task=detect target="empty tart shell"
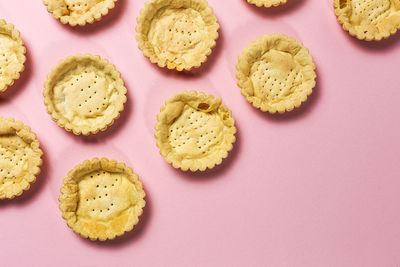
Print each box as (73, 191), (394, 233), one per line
(0, 118), (43, 200)
(236, 34), (316, 114)
(247, 0), (287, 8)
(0, 19), (26, 93)
(136, 0), (219, 71)
(59, 157), (146, 241)
(155, 91), (236, 172)
(334, 0), (400, 41)
(43, 54), (127, 136)
(43, 0), (118, 26)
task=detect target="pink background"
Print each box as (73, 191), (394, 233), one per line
(1, 0), (400, 266)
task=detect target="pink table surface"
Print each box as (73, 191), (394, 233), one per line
(1, 0), (400, 266)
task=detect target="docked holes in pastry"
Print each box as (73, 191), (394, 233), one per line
(136, 0), (219, 71)
(0, 19), (26, 93)
(43, 54), (127, 135)
(42, 0), (118, 26)
(0, 118), (43, 200)
(333, 0), (400, 40)
(155, 91), (236, 172)
(236, 34), (316, 114)
(59, 158), (146, 241)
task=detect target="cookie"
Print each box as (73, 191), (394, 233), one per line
(43, 54), (127, 135)
(155, 91), (236, 172)
(0, 20), (26, 93)
(334, 0), (400, 41)
(247, 0), (287, 8)
(136, 0), (219, 71)
(0, 118), (43, 200)
(43, 0), (118, 26)
(236, 34), (316, 114)
(59, 158), (146, 241)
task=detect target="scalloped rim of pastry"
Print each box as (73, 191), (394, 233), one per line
(0, 20), (26, 93)
(136, 0), (220, 71)
(42, 0), (118, 26)
(333, 0), (400, 41)
(236, 34), (316, 114)
(43, 54), (127, 136)
(59, 157), (146, 241)
(247, 0), (287, 8)
(155, 91), (236, 172)
(0, 118), (43, 200)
